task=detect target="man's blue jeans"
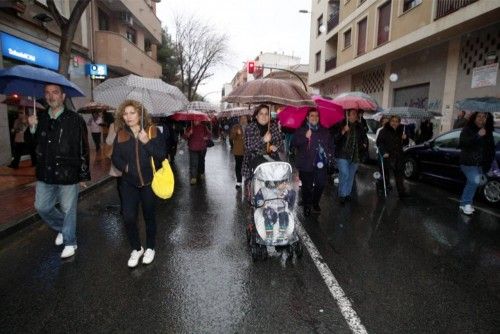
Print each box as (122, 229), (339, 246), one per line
(35, 181), (79, 246)
(460, 165), (483, 206)
(336, 158), (359, 198)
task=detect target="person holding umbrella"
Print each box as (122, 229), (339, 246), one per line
(292, 109), (333, 216)
(242, 104), (283, 188)
(332, 109), (368, 204)
(458, 112), (495, 215)
(27, 84), (90, 259)
(111, 100), (166, 267)
(182, 119), (212, 185)
(376, 115), (409, 198)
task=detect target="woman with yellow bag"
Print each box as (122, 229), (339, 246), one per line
(111, 100), (166, 268)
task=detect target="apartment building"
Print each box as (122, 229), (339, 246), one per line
(0, 0), (162, 164)
(308, 0), (500, 131)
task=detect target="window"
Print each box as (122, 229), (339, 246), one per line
(343, 29), (352, 48)
(434, 132), (459, 149)
(126, 28), (136, 44)
(317, 15), (324, 36)
(144, 39), (152, 53)
(403, 0), (422, 13)
(98, 8), (109, 31)
(315, 51), (321, 72)
(377, 1), (391, 46)
(357, 18), (367, 55)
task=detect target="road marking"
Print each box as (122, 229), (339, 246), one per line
(447, 197), (500, 218)
(295, 220), (368, 334)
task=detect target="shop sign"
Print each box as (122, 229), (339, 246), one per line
(471, 63), (498, 88)
(85, 63), (108, 79)
(0, 32), (59, 70)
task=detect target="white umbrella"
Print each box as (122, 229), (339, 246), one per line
(217, 106), (253, 118)
(93, 74), (188, 117)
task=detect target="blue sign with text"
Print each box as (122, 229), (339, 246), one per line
(85, 63), (108, 78)
(0, 32), (59, 70)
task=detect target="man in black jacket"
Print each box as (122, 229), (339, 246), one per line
(28, 84), (90, 259)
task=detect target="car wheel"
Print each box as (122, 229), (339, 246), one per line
(403, 157), (419, 179)
(482, 179), (500, 204)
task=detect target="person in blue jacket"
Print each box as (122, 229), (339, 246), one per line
(292, 109), (334, 216)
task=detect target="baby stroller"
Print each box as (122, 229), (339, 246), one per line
(246, 160), (303, 261)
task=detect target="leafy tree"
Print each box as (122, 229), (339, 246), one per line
(46, 0), (91, 77)
(157, 27), (180, 86)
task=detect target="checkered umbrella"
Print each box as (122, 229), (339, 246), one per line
(217, 107), (253, 118)
(455, 97), (500, 113)
(380, 107), (441, 119)
(93, 74), (188, 116)
(186, 101), (220, 113)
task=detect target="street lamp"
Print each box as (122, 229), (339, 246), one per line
(299, 9), (326, 33)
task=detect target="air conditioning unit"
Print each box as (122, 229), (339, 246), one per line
(120, 12), (134, 26)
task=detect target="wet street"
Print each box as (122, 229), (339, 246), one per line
(0, 141), (499, 333)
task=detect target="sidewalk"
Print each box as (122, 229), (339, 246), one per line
(0, 149), (111, 237)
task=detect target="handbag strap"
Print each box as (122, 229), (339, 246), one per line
(148, 126), (157, 174)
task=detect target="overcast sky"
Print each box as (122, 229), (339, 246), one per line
(156, 0), (312, 103)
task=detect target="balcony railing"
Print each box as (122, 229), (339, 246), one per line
(435, 0), (478, 20)
(327, 12), (339, 32)
(325, 56), (337, 72)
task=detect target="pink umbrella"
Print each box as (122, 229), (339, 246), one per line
(333, 93), (377, 110)
(277, 96), (344, 129)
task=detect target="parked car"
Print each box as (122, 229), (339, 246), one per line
(403, 128), (500, 205)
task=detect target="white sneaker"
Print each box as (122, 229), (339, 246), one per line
(459, 204), (474, 215)
(60, 245), (77, 258)
(55, 233), (63, 246)
(127, 247), (144, 268)
(142, 248), (155, 265)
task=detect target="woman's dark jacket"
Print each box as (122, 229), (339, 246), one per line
(292, 124), (333, 172)
(331, 120), (368, 162)
(242, 121), (283, 180)
(459, 124), (495, 171)
(112, 125), (166, 187)
(33, 108), (90, 184)
(376, 124), (409, 161)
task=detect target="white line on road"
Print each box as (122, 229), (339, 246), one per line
(295, 221), (368, 334)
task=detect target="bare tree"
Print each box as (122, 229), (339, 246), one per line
(47, 0), (91, 77)
(173, 15), (228, 101)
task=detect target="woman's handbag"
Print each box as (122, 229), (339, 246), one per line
(150, 157), (175, 199)
(149, 127), (175, 199)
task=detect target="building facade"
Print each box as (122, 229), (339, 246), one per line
(308, 0), (500, 132)
(0, 0), (162, 165)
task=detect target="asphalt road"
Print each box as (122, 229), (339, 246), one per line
(0, 141), (498, 333)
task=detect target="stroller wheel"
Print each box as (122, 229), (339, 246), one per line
(294, 241), (304, 258)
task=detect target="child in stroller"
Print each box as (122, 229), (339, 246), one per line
(246, 160), (303, 261)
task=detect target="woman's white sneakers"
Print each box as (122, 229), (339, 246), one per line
(142, 249), (155, 265)
(127, 248), (155, 267)
(61, 245), (77, 258)
(459, 204), (475, 215)
(127, 247), (144, 268)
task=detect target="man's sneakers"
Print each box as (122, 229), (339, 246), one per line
(142, 249), (155, 265)
(61, 245), (77, 259)
(459, 204), (475, 215)
(55, 233), (63, 246)
(127, 247), (144, 268)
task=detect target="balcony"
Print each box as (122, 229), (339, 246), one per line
(94, 31), (161, 78)
(327, 12), (339, 33)
(435, 0), (478, 20)
(325, 56), (337, 72)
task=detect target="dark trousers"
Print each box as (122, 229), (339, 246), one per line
(299, 169), (327, 207)
(10, 142), (36, 167)
(189, 149), (207, 178)
(379, 157), (405, 195)
(91, 132), (101, 151)
(234, 155), (243, 182)
(119, 180), (157, 250)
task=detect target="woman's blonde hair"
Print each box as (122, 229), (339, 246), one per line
(114, 99), (153, 130)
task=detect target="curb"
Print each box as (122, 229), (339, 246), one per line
(0, 176), (114, 239)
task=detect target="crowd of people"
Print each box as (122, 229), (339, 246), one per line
(19, 83), (495, 267)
